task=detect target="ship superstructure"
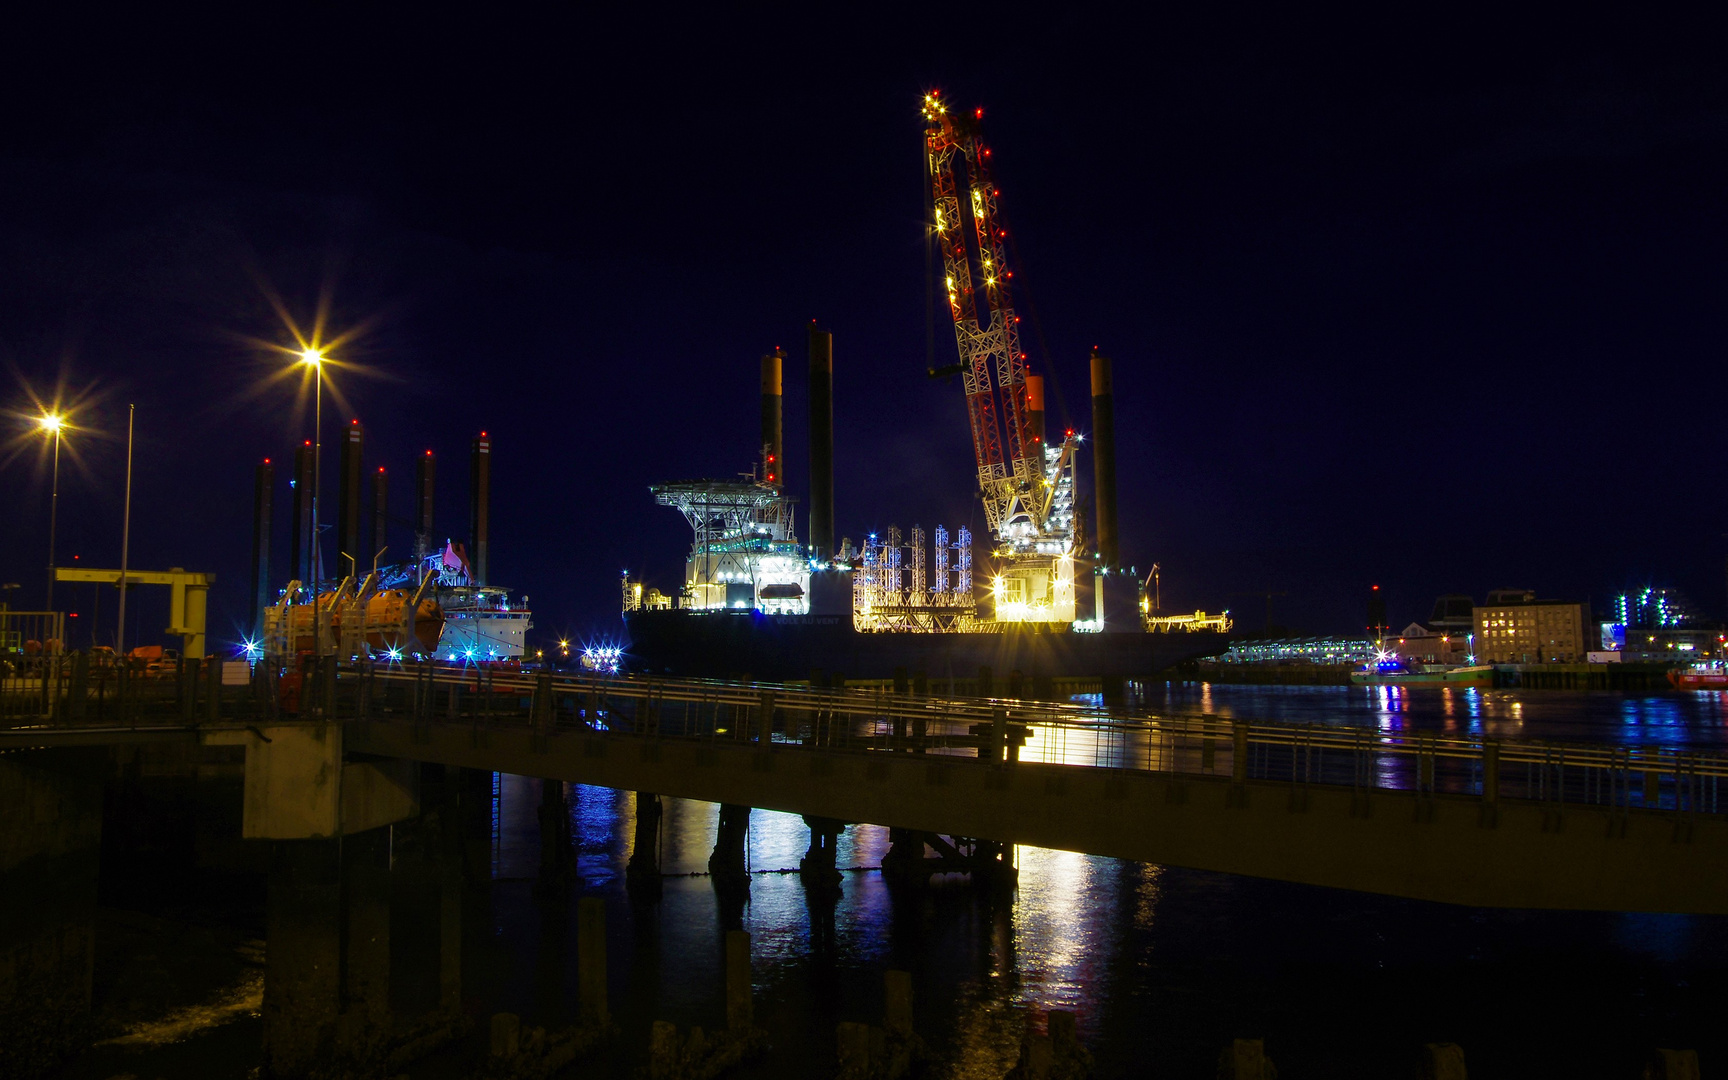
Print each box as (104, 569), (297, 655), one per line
(643, 479), (809, 615)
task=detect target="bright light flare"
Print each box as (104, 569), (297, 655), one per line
(300, 348), (324, 367)
(38, 413), (63, 433)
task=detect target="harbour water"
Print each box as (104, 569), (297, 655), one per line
(49, 684), (1728, 1078)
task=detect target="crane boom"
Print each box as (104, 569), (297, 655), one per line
(924, 91), (1043, 533)
(922, 90), (1079, 626)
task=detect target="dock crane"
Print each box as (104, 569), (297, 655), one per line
(922, 90), (1080, 624)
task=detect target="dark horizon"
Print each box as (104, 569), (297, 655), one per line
(2, 10), (1725, 652)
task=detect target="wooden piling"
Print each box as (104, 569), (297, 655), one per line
(578, 897), (608, 1027)
(725, 929), (752, 1031)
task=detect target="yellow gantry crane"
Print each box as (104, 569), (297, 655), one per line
(56, 567), (213, 657)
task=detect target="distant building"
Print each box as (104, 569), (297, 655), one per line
(1389, 622), (1470, 665)
(1473, 589), (1591, 664)
(1609, 587), (1721, 661)
(1220, 636), (1375, 665)
(1385, 594), (1476, 665)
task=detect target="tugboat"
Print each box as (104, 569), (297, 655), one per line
(1667, 663), (1728, 690)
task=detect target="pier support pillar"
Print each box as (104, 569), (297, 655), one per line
(577, 897), (609, 1028)
(709, 804), (751, 886)
(626, 792), (663, 898)
(882, 828), (927, 886)
(263, 838), (343, 1076)
(537, 779), (577, 891)
(800, 816), (845, 896)
(726, 930), (753, 1031)
(0, 751), (102, 1080)
(337, 826), (393, 1060)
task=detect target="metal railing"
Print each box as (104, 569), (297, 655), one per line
(342, 664), (1726, 818)
(7, 657), (1724, 818)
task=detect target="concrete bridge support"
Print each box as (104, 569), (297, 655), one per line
(262, 829), (401, 1077)
(262, 838), (343, 1075)
(537, 779), (577, 892)
(800, 815), (845, 896)
(338, 827), (393, 1058)
(709, 803), (751, 885)
(0, 750), (103, 1080)
(626, 791), (663, 898)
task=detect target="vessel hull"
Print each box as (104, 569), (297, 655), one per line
(1349, 666), (1495, 688)
(623, 609), (1228, 681)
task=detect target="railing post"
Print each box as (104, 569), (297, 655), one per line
(180, 657), (199, 723)
(990, 708), (1008, 765)
(1643, 762), (1660, 808)
(1482, 741), (1500, 804)
(1231, 721), (1248, 784)
(68, 650), (89, 723)
(206, 654), (222, 723)
(756, 689), (775, 747)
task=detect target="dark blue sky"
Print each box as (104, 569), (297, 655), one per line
(2, 9), (1725, 651)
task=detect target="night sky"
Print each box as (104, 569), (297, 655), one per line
(2, 10), (1724, 652)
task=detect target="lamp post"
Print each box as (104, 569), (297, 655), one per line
(301, 348), (325, 673)
(39, 413), (63, 613)
(117, 405), (133, 657)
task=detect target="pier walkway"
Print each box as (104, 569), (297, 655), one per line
(5, 657), (1728, 913)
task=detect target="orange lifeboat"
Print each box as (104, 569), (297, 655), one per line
(362, 589), (445, 654)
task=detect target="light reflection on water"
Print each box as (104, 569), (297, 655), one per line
(467, 681), (1728, 1076)
(1139, 681), (1728, 749)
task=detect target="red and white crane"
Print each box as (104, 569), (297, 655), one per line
(922, 90), (1078, 624)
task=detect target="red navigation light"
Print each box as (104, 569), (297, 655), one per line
(304, 440), (311, 446)
(263, 458), (271, 464)
(425, 449), (433, 456)
(378, 466), (386, 473)
(767, 454), (775, 462)
(975, 108), (982, 118)
(480, 431), (487, 438)
(1372, 584), (1380, 591)
(351, 418), (358, 425)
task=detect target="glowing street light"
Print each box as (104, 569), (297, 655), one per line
(38, 412), (64, 614)
(300, 347), (327, 687)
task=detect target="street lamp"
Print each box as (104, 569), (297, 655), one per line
(301, 348), (325, 671)
(38, 413), (63, 613)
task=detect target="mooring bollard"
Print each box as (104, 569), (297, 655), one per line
(649, 1020), (680, 1079)
(489, 1012), (520, 1058)
(1217, 1037), (1272, 1080)
(1420, 1041), (1466, 1080)
(1644, 1048), (1700, 1080)
(883, 969), (912, 1036)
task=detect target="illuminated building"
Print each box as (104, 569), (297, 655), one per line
(1472, 589), (1591, 664)
(1607, 587), (1720, 661)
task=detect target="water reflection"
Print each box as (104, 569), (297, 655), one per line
(1145, 681), (1728, 749)
(26, 748), (1728, 1080)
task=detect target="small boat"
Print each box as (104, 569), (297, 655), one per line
(1350, 655), (1496, 688)
(1667, 664), (1728, 690)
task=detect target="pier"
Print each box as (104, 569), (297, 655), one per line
(6, 657), (1728, 914)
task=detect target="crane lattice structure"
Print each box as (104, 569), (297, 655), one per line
(923, 90), (1079, 624)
